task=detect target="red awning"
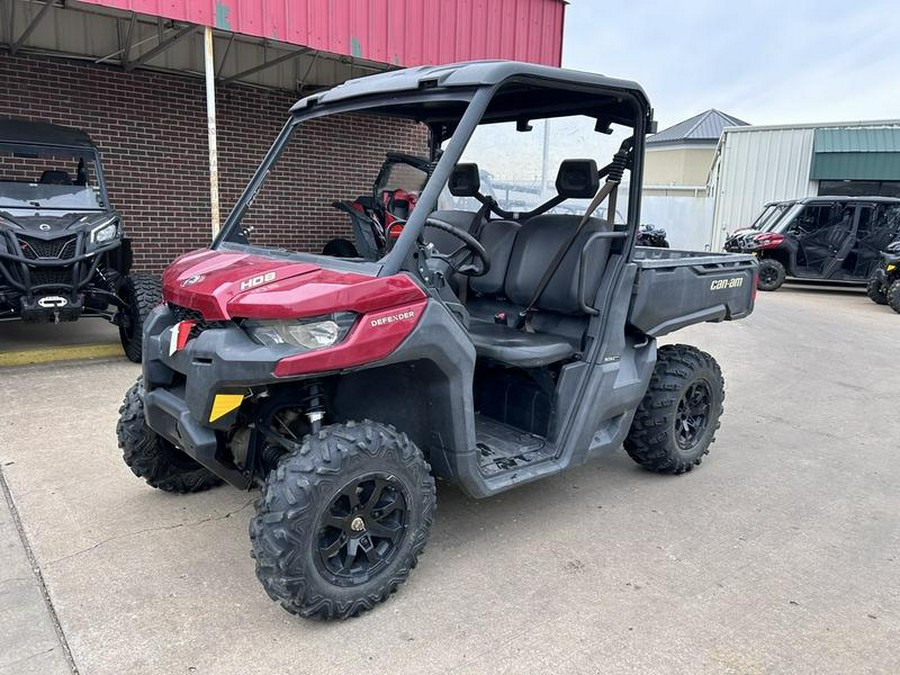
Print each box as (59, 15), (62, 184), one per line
(78, 0), (565, 67)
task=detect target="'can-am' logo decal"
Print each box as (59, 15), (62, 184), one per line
(710, 276), (744, 290)
(240, 271), (276, 291)
(370, 310), (416, 327)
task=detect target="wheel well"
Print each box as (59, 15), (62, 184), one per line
(759, 248), (789, 270)
(329, 360), (454, 479)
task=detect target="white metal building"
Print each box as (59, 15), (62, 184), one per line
(708, 119), (900, 251)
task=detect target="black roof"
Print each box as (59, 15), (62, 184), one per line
(0, 118), (97, 149)
(775, 196), (900, 205)
(290, 61), (651, 128)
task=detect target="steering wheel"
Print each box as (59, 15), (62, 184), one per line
(423, 217), (491, 277)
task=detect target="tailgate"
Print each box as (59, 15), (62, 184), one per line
(628, 248), (757, 337)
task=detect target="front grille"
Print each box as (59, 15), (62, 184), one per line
(168, 303), (229, 340)
(18, 235), (77, 260)
(30, 268), (73, 288)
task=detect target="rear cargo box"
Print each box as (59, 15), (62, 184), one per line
(628, 248), (757, 337)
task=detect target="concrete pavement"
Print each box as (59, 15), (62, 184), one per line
(0, 284), (897, 674)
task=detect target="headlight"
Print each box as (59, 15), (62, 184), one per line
(90, 218), (119, 244)
(243, 312), (357, 350)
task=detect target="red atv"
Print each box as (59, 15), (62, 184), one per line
(324, 152), (433, 259)
(117, 62), (757, 620)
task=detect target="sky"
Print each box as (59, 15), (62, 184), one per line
(561, 0), (900, 131)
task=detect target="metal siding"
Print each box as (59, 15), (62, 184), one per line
(710, 127), (817, 250)
(78, 0), (564, 66)
(810, 152), (900, 181)
(814, 127), (900, 153)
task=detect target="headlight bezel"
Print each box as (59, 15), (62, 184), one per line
(242, 312), (358, 351)
(90, 217), (119, 244)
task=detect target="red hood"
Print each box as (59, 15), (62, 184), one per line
(162, 249), (425, 321)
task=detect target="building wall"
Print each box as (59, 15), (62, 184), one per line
(0, 53), (428, 273)
(643, 144), (716, 188)
(709, 127), (817, 250)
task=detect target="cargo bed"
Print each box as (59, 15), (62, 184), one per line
(628, 247), (757, 337)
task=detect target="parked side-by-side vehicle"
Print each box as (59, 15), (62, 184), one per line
(725, 196), (900, 291)
(116, 61), (757, 620)
(0, 119), (161, 360)
(866, 235), (900, 313)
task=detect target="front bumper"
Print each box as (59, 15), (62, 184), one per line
(142, 306), (297, 487)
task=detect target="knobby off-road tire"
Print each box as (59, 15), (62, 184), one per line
(756, 258), (786, 292)
(322, 238), (359, 258)
(866, 275), (888, 305)
(250, 420), (435, 620)
(116, 378), (223, 493)
(624, 344), (725, 474)
(888, 280), (900, 314)
(119, 273), (162, 363)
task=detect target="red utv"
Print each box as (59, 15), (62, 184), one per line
(324, 152), (434, 259)
(116, 62), (757, 620)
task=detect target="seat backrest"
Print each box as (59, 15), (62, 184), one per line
(504, 215), (613, 315)
(469, 219), (520, 296)
(39, 170), (73, 185)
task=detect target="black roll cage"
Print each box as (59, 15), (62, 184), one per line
(213, 71), (652, 276)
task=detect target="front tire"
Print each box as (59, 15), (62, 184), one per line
(624, 344), (725, 474)
(866, 275), (888, 305)
(888, 280), (900, 314)
(250, 420), (435, 620)
(118, 273), (162, 362)
(116, 379), (223, 493)
(756, 258), (786, 291)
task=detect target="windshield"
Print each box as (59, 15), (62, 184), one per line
(218, 112), (431, 257)
(0, 145), (105, 212)
(750, 202), (793, 231)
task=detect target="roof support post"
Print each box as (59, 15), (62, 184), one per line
(204, 25), (221, 237)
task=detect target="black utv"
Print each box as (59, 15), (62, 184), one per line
(866, 236), (900, 313)
(724, 196), (900, 291)
(0, 119), (160, 360)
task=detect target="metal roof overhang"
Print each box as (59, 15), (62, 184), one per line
(1, 0), (396, 92)
(810, 127), (900, 181)
(1, 0), (565, 93)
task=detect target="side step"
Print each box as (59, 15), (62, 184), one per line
(475, 414), (555, 477)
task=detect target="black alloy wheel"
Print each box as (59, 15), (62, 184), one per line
(675, 380), (712, 450)
(315, 474), (409, 586)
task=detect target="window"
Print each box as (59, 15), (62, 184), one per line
(818, 180), (900, 198)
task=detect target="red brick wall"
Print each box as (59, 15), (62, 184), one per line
(0, 53), (428, 272)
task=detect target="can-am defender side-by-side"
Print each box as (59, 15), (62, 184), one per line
(866, 235), (900, 312)
(724, 196), (900, 292)
(0, 119), (161, 360)
(116, 62), (757, 620)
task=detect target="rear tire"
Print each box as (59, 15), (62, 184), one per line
(866, 275), (888, 305)
(624, 344), (725, 474)
(756, 258), (786, 291)
(116, 378), (223, 493)
(250, 420), (435, 620)
(322, 238), (359, 258)
(888, 280), (900, 314)
(118, 273), (162, 362)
